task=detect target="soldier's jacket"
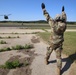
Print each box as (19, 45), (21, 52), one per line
(42, 9), (67, 46)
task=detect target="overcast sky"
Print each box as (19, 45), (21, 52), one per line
(0, 0), (76, 21)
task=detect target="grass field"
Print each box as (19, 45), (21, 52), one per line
(38, 32), (76, 63)
(0, 22), (76, 29)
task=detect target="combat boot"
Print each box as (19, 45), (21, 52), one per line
(45, 59), (49, 65)
(57, 67), (61, 75)
(45, 46), (50, 65)
(45, 57), (49, 65)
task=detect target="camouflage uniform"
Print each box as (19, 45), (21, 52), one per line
(41, 3), (67, 71)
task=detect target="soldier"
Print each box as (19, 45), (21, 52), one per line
(41, 3), (67, 75)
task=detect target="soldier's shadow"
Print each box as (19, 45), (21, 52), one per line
(49, 53), (76, 74)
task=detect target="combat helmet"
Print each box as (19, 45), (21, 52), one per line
(55, 6), (67, 22)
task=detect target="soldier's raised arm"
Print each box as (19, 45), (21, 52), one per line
(62, 6), (67, 22)
(41, 3), (53, 25)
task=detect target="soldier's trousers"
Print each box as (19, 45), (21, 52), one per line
(46, 44), (62, 69)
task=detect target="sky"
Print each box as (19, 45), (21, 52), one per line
(0, 0), (76, 21)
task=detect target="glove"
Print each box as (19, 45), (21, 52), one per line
(41, 3), (45, 9)
(62, 6), (64, 11)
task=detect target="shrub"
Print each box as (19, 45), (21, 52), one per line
(7, 36), (15, 38)
(5, 60), (20, 69)
(4, 47), (11, 51)
(0, 47), (11, 52)
(0, 44), (33, 52)
(24, 44), (33, 49)
(5, 61), (14, 69)
(0, 40), (7, 44)
(0, 49), (4, 52)
(11, 60), (20, 68)
(7, 36), (11, 38)
(12, 45), (24, 50)
(14, 33), (18, 34)
(17, 36), (20, 38)
(0, 36), (2, 38)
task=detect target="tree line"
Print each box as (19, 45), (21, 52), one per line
(0, 20), (76, 25)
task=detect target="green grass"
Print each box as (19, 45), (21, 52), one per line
(0, 44), (34, 52)
(0, 60), (20, 69)
(5, 60), (20, 69)
(0, 47), (11, 52)
(38, 32), (50, 43)
(38, 32), (76, 62)
(12, 45), (24, 50)
(12, 44), (33, 50)
(24, 44), (34, 49)
(63, 32), (76, 56)
(42, 28), (48, 32)
(0, 36), (20, 39)
(0, 60), (30, 69)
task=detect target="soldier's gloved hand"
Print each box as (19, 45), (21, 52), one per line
(62, 6), (64, 11)
(41, 3), (45, 9)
